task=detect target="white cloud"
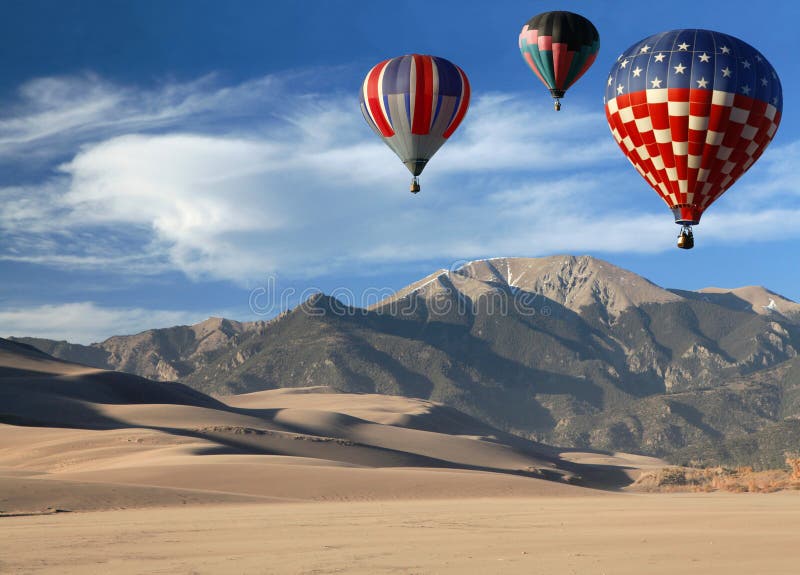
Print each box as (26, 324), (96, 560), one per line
(0, 302), (208, 345)
(0, 73), (288, 159)
(434, 93), (619, 172)
(700, 208), (800, 242)
(1, 72), (799, 284)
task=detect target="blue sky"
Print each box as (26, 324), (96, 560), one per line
(1, 0), (799, 343)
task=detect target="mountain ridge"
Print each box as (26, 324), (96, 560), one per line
(11, 255), (800, 468)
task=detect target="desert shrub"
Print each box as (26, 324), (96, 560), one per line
(633, 464), (797, 493)
(659, 467), (687, 486)
(785, 455), (800, 482)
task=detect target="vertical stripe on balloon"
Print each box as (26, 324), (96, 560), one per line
(443, 67), (470, 138)
(412, 55), (434, 135)
(366, 61), (394, 137)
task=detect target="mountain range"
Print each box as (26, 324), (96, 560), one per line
(14, 255), (800, 469)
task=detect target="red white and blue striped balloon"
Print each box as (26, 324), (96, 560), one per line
(360, 54), (470, 178)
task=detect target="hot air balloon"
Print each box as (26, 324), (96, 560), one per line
(605, 29), (782, 249)
(519, 11), (600, 111)
(359, 54), (470, 194)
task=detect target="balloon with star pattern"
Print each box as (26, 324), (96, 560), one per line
(604, 29), (782, 241)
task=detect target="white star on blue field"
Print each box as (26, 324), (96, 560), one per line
(1, 0), (799, 342)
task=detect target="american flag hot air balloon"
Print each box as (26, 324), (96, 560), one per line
(604, 29), (782, 249)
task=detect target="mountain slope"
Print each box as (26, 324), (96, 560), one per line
(696, 285), (800, 322)
(13, 255), (800, 468)
(13, 317), (270, 383)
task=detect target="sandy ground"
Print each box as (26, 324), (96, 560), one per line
(3, 338), (797, 573)
(2, 494), (799, 574)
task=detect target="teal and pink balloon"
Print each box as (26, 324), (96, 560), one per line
(519, 11), (600, 111)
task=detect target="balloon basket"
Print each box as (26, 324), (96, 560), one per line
(410, 177), (421, 194)
(677, 225), (694, 250)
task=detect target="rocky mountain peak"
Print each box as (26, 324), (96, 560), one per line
(296, 292), (351, 316)
(375, 255), (681, 317)
(191, 317), (244, 339)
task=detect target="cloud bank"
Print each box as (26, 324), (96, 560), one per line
(1, 71), (798, 287)
(0, 302), (205, 345)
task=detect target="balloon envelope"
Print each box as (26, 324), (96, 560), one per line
(604, 29), (782, 224)
(359, 54), (470, 177)
(519, 11), (600, 101)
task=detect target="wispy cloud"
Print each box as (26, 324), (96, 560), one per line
(0, 73), (290, 160)
(0, 72), (798, 285)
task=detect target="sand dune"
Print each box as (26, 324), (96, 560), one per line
(0, 338), (101, 377)
(0, 338), (649, 515)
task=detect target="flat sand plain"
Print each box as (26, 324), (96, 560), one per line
(2, 494), (799, 574)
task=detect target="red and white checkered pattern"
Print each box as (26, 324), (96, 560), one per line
(605, 89), (781, 223)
